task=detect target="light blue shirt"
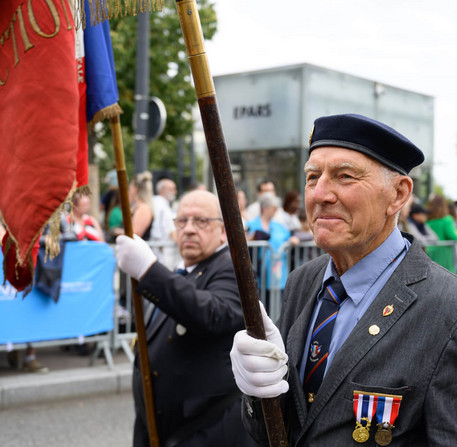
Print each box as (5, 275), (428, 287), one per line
(299, 227), (411, 382)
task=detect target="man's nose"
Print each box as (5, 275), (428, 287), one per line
(182, 218), (196, 231)
(311, 176), (337, 203)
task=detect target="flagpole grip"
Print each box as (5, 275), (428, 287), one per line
(110, 116), (160, 447)
(175, 2), (289, 446)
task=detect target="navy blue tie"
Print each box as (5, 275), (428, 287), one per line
(175, 268), (188, 276)
(303, 277), (347, 404)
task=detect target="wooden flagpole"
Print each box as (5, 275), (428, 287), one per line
(109, 115), (160, 447)
(175, 1), (289, 445)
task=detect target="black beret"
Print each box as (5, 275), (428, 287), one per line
(308, 114), (424, 174)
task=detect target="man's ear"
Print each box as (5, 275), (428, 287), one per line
(387, 176), (413, 217)
(220, 224), (227, 244)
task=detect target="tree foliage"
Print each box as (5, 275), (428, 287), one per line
(96, 1), (217, 187)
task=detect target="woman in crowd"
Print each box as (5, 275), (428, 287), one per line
(69, 193), (104, 242)
(275, 189), (302, 233)
(426, 194), (457, 272)
(247, 193), (299, 311)
(129, 171), (155, 240)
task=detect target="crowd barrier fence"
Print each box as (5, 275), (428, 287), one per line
(1, 238), (456, 369)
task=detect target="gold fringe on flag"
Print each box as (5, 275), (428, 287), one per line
(1, 180), (78, 297)
(42, 181), (79, 262)
(89, 103), (123, 130)
(75, 0), (164, 27)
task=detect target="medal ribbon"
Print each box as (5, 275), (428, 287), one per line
(353, 391), (378, 425)
(375, 394), (402, 425)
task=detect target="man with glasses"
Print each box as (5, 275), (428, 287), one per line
(116, 190), (255, 447)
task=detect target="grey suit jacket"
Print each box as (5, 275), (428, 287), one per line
(243, 235), (457, 446)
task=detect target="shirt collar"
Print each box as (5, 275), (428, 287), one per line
(322, 227), (407, 306)
(176, 243), (228, 273)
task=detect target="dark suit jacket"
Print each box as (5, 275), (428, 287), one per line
(133, 246), (256, 447)
(242, 235), (457, 446)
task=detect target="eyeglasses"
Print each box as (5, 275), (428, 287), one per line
(173, 216), (223, 230)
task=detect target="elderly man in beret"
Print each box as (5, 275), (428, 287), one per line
(230, 114), (457, 446)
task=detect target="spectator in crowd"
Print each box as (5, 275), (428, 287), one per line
(105, 189), (123, 243)
(247, 193), (299, 311)
(69, 192), (104, 242)
(230, 113), (457, 446)
(275, 190), (302, 233)
(294, 208), (314, 242)
(115, 190), (255, 446)
(129, 171), (155, 241)
(244, 179), (276, 221)
(426, 194), (457, 272)
(406, 203), (438, 246)
(188, 181), (207, 191)
(289, 208), (319, 268)
(151, 178), (179, 269)
(100, 168), (118, 217)
(448, 200), (457, 227)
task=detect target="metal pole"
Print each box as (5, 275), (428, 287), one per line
(110, 115), (160, 447)
(134, 10), (150, 174)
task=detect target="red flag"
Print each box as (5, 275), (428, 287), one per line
(75, 21), (89, 189)
(0, 0), (79, 290)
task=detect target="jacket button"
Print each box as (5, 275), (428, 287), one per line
(152, 371), (159, 377)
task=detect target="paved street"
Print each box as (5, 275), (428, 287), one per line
(0, 392), (135, 447)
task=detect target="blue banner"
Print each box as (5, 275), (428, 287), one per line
(83, 0), (119, 123)
(0, 241), (116, 344)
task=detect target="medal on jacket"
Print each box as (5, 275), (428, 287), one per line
(374, 394), (402, 446)
(352, 391), (377, 443)
(352, 391), (402, 445)
(353, 417), (371, 443)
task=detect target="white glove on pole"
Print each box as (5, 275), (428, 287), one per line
(115, 234), (157, 280)
(230, 301), (289, 398)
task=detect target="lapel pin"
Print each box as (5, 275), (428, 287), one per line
(383, 305), (394, 317)
(369, 325), (380, 336)
(176, 324), (187, 336)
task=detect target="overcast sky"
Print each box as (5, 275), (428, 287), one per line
(204, 0), (457, 199)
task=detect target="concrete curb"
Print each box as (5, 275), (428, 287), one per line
(0, 363), (132, 410)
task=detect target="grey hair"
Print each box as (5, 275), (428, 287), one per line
(259, 192), (282, 210)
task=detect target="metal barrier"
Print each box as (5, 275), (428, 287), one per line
(8, 237), (451, 372)
(119, 240), (324, 340)
(78, 239), (457, 366)
(422, 240), (457, 273)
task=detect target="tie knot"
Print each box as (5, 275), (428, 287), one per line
(175, 268), (188, 276)
(323, 278), (347, 305)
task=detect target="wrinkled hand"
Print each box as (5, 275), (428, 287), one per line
(115, 234), (157, 280)
(230, 301), (289, 398)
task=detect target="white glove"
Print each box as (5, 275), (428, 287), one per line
(115, 234), (157, 280)
(230, 301), (289, 398)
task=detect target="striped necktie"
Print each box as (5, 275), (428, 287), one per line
(303, 277), (348, 404)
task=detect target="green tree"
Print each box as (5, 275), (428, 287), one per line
(97, 1), (217, 189)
